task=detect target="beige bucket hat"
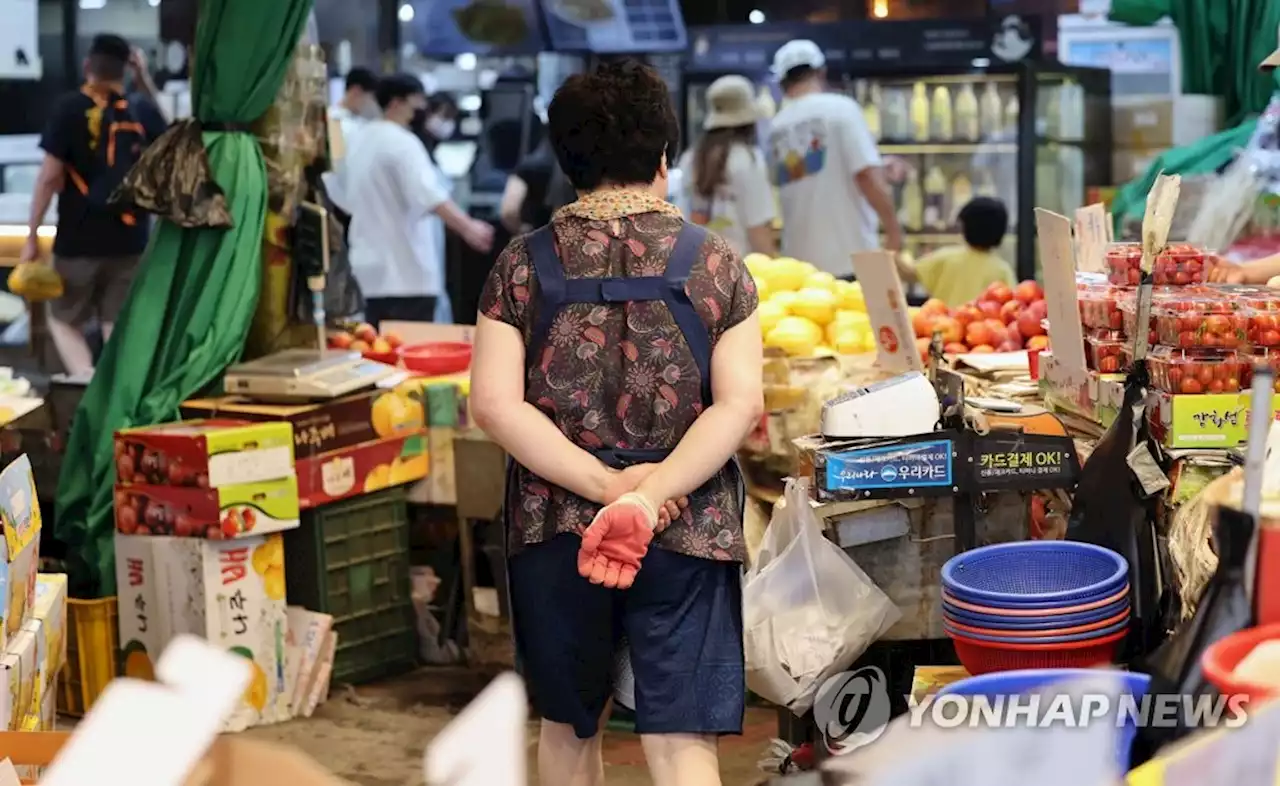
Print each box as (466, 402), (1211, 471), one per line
(704, 75), (760, 130)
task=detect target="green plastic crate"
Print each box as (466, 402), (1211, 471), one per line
(284, 488), (418, 684)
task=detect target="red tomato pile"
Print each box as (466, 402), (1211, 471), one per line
(1153, 299), (1250, 350)
(912, 281), (1049, 361)
(1105, 243), (1213, 286)
(1086, 332), (1127, 374)
(1146, 347), (1246, 395)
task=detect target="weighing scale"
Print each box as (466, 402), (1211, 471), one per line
(223, 349), (401, 401)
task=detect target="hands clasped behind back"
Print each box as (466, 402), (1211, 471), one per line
(577, 463), (688, 590)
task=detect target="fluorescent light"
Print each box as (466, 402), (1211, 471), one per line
(78, 0), (106, 9)
(459, 94), (482, 112)
(971, 58), (991, 68)
(455, 53), (477, 71)
(398, 3), (414, 22)
(748, 9), (765, 23)
(148, 0), (160, 6)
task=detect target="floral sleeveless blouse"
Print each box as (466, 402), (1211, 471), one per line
(479, 189), (758, 562)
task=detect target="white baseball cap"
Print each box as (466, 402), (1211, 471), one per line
(1263, 24), (1280, 71)
(772, 39), (826, 79)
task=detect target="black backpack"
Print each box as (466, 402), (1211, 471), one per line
(69, 88), (148, 225)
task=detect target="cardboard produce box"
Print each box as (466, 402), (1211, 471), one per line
(0, 629), (35, 730)
(114, 533), (290, 732)
(294, 432), (428, 509)
(20, 574), (65, 713)
(113, 475), (301, 539)
(0, 457), (40, 653)
(182, 382), (426, 459)
(1112, 94), (1224, 148)
(115, 420), (294, 488)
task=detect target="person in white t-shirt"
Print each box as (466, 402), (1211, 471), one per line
(677, 75), (777, 257)
(767, 40), (903, 277)
(329, 67), (380, 147)
(328, 74), (493, 328)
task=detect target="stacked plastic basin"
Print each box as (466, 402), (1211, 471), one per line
(942, 541), (1131, 675)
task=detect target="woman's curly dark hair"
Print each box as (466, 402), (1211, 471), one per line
(547, 59), (679, 191)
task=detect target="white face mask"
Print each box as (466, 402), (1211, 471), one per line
(426, 116), (456, 140)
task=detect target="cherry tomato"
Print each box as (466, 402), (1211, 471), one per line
(1209, 380), (1225, 393)
(1181, 377), (1204, 394)
(1178, 331), (1198, 348)
(1262, 330), (1280, 347)
(1198, 365), (1216, 387)
(1226, 377), (1241, 393)
(1174, 271), (1192, 285)
(1205, 315), (1231, 335)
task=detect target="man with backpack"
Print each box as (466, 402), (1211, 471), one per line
(21, 34), (168, 376)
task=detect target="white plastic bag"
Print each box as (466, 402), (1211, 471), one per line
(743, 477), (901, 715)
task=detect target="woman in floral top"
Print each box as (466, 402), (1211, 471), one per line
(471, 61), (764, 786)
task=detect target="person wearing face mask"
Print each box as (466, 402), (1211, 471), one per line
(408, 92), (462, 323)
(329, 74), (493, 328)
(417, 93), (459, 155)
(330, 67), (380, 147)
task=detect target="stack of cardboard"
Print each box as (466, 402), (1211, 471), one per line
(112, 421), (306, 732)
(284, 607), (335, 720)
(1111, 95), (1223, 184)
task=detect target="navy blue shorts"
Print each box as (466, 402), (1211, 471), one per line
(509, 533), (745, 739)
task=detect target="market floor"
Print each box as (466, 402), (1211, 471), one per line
(243, 666), (777, 786)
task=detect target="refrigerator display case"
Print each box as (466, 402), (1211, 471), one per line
(682, 61), (1110, 280)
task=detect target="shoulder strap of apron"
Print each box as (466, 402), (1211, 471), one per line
(662, 224), (713, 408)
(525, 225), (566, 373)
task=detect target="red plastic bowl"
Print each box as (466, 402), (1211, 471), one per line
(949, 629), (1127, 676)
(1201, 623), (1280, 706)
(362, 350), (400, 365)
(401, 341), (472, 376)
(944, 608), (1130, 640)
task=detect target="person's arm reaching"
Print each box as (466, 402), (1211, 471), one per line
(633, 312), (764, 507)
(746, 224), (776, 256)
(1210, 254), (1280, 285)
(835, 101), (903, 254)
(21, 155), (63, 263)
(857, 165), (903, 253)
(498, 174), (529, 234)
(396, 140), (493, 251)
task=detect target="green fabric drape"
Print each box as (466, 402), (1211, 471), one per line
(1107, 0), (1280, 230)
(54, 0), (315, 598)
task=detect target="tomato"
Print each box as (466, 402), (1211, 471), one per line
(1197, 365), (1216, 386)
(1226, 376), (1241, 392)
(1128, 268), (1142, 285)
(1109, 310), (1124, 330)
(1181, 377), (1204, 394)
(1205, 315), (1230, 334)
(1262, 330), (1280, 347)
(1177, 331), (1197, 348)
(1185, 259), (1203, 276)
(1173, 271), (1192, 285)
(1099, 356), (1121, 373)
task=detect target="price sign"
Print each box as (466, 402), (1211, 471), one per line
(972, 433), (1079, 490)
(852, 250), (922, 374)
(825, 440), (953, 493)
(1074, 204), (1109, 273)
(0, 0), (38, 80)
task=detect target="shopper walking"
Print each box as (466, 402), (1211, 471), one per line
(471, 60), (763, 786)
(678, 75), (777, 257)
(768, 39), (903, 277)
(410, 92), (462, 323)
(21, 34), (168, 376)
(330, 74), (492, 328)
(329, 67), (379, 148)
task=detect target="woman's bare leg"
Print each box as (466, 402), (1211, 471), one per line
(536, 700), (613, 786)
(641, 733), (721, 786)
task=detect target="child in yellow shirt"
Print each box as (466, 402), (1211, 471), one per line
(896, 197), (1016, 307)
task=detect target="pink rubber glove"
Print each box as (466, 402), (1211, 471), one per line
(577, 493), (658, 589)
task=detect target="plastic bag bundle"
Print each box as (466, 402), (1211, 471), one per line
(743, 478), (900, 715)
(7, 263), (62, 303)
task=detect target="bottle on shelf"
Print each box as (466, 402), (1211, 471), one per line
(931, 85), (953, 142)
(923, 166), (948, 231)
(949, 172), (973, 227)
(1004, 92), (1020, 137)
(955, 83), (980, 142)
(863, 83), (882, 142)
(911, 82), (930, 142)
(900, 170), (924, 232)
(979, 82), (1003, 140)
(975, 168), (998, 199)
(883, 87), (910, 141)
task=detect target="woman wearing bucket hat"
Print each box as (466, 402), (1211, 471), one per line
(677, 75), (777, 257)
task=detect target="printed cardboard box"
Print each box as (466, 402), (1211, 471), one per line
(1149, 391), (1280, 449)
(115, 420), (295, 488)
(294, 433), (428, 509)
(22, 573), (67, 707)
(0, 456), (41, 652)
(285, 607), (333, 717)
(181, 381), (426, 458)
(114, 474), (300, 539)
(114, 534), (165, 681)
(0, 629), (35, 729)
(154, 534), (290, 732)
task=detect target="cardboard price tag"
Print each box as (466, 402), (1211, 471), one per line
(852, 251), (922, 374)
(425, 672), (527, 786)
(1073, 204), (1109, 273)
(1035, 209), (1087, 378)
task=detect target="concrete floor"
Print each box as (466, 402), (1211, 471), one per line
(243, 666), (778, 785)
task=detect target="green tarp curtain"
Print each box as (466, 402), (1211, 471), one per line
(1108, 0), (1280, 228)
(55, 0), (315, 598)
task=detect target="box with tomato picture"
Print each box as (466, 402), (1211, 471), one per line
(0, 456), (41, 655)
(181, 382), (426, 460)
(114, 475), (300, 539)
(295, 432), (428, 509)
(115, 532), (291, 732)
(115, 420), (295, 489)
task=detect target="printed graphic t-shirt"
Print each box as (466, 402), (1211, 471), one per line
(677, 145), (777, 257)
(768, 92), (882, 276)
